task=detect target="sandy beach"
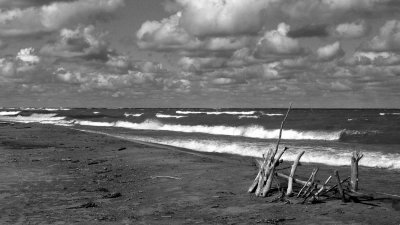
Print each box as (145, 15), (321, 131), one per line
(0, 122), (399, 225)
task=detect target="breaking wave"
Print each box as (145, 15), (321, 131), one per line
(238, 115), (259, 119)
(0, 111), (21, 116)
(380, 112), (400, 116)
(155, 113), (187, 119)
(80, 130), (400, 170)
(74, 119), (341, 141)
(0, 113), (71, 126)
(176, 110), (256, 115)
(263, 113), (284, 117)
(124, 113), (143, 117)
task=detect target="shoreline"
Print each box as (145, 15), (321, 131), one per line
(0, 122), (399, 224)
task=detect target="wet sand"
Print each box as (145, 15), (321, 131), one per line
(0, 122), (399, 224)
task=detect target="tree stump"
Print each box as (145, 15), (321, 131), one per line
(350, 151), (363, 192)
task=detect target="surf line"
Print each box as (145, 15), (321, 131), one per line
(73, 128), (241, 163)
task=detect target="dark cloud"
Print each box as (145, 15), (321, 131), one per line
(287, 24), (329, 38)
(0, 0), (75, 9)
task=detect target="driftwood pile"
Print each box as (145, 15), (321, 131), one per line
(248, 105), (372, 204)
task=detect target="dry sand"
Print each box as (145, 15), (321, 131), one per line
(0, 122), (399, 224)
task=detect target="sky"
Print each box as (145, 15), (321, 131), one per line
(0, 0), (400, 108)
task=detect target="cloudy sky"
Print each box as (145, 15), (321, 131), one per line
(0, 0), (400, 108)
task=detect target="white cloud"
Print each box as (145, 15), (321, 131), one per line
(137, 12), (249, 54)
(0, 0), (124, 36)
(16, 47), (41, 63)
(178, 57), (225, 71)
(335, 20), (368, 39)
(346, 51), (400, 65)
(363, 20), (400, 52)
(254, 23), (305, 57)
(137, 12), (200, 51)
(316, 41), (344, 61)
(40, 25), (111, 60)
(0, 58), (16, 77)
(176, 0), (272, 37)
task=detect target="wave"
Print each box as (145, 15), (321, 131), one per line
(176, 110), (256, 115)
(124, 113), (143, 117)
(93, 112), (100, 114)
(380, 112), (400, 116)
(0, 111), (21, 116)
(79, 130), (400, 170)
(155, 113), (187, 119)
(43, 108), (70, 111)
(238, 115), (259, 119)
(263, 113), (284, 117)
(75, 119), (341, 141)
(0, 113), (72, 126)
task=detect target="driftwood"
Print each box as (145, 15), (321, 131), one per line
(261, 147), (289, 196)
(286, 151), (305, 196)
(247, 104), (371, 204)
(314, 176), (332, 198)
(249, 104), (292, 197)
(297, 168), (318, 197)
(334, 170), (347, 202)
(350, 151), (363, 192)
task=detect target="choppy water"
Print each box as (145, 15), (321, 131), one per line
(1, 107), (400, 169)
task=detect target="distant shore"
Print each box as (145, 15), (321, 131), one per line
(0, 122), (399, 224)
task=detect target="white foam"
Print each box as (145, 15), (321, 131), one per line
(0, 113), (71, 126)
(176, 110), (256, 115)
(263, 113), (284, 117)
(74, 120), (115, 127)
(176, 110), (204, 114)
(380, 112), (400, 116)
(155, 113), (187, 119)
(76, 119), (341, 141)
(93, 112), (100, 114)
(238, 115), (259, 119)
(0, 111), (21, 116)
(124, 113), (143, 117)
(83, 131), (400, 170)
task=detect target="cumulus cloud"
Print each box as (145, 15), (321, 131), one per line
(178, 57), (226, 72)
(137, 12), (250, 54)
(40, 25), (111, 60)
(254, 23), (305, 58)
(16, 48), (41, 63)
(137, 12), (200, 51)
(346, 51), (400, 66)
(176, 0), (271, 37)
(363, 20), (400, 52)
(0, 0), (124, 36)
(316, 41), (345, 61)
(334, 20), (368, 39)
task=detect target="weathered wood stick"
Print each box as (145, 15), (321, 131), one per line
(302, 183), (318, 203)
(302, 168), (319, 197)
(260, 147), (289, 196)
(350, 151), (363, 192)
(272, 103), (292, 157)
(286, 151), (305, 196)
(334, 170), (347, 202)
(298, 168), (318, 197)
(314, 175), (332, 198)
(248, 149), (273, 193)
(255, 150), (274, 195)
(322, 176), (350, 196)
(276, 172), (334, 190)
